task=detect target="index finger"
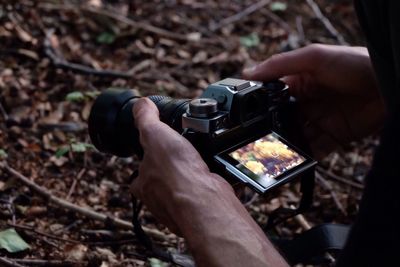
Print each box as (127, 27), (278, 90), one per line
(242, 44), (325, 81)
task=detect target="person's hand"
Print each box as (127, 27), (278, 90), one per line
(130, 98), (233, 234)
(130, 98), (289, 267)
(243, 44), (385, 159)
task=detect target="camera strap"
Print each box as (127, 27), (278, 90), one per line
(130, 172), (195, 267)
(271, 224), (350, 265)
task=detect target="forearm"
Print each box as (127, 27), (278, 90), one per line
(172, 173), (289, 267)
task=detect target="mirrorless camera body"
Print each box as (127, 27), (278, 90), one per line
(88, 78), (316, 194)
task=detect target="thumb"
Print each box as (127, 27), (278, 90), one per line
(132, 97), (160, 130)
(242, 45), (321, 81)
(132, 98), (163, 149)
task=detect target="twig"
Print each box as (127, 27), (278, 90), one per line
(211, 0), (271, 31)
(10, 259), (84, 267)
(260, 8), (292, 33)
(80, 229), (134, 240)
(290, 205), (336, 264)
(81, 5), (202, 43)
(163, 73), (190, 95)
(0, 49), (39, 61)
(289, 205), (311, 231)
(316, 166), (364, 190)
(0, 162), (171, 241)
(44, 30), (132, 79)
(244, 193), (259, 207)
(0, 257), (27, 267)
(315, 172), (347, 216)
(66, 168), (85, 200)
(305, 0), (348, 45)
(8, 223), (81, 245)
(9, 222), (137, 247)
(39, 3), (209, 43)
(0, 100), (9, 121)
(296, 16), (306, 44)
(7, 13), (36, 44)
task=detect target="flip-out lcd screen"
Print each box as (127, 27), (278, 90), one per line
(229, 133), (306, 184)
(215, 131), (316, 193)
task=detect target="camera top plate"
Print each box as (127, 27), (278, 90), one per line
(218, 78), (252, 91)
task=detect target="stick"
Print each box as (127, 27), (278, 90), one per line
(10, 259), (84, 267)
(289, 205), (311, 230)
(44, 30), (132, 79)
(0, 257), (27, 267)
(260, 8), (292, 33)
(39, 3), (207, 43)
(296, 16), (306, 44)
(66, 168), (85, 200)
(83, 6), (194, 42)
(306, 0), (349, 45)
(0, 100), (9, 120)
(316, 166), (364, 190)
(10, 223), (137, 248)
(8, 223), (81, 245)
(244, 193), (259, 207)
(315, 172), (347, 216)
(211, 0), (271, 31)
(289, 205), (336, 264)
(0, 162), (170, 241)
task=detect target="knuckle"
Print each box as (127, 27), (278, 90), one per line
(306, 43), (327, 60)
(268, 53), (284, 65)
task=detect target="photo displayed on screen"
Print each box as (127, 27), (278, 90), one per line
(230, 133), (305, 183)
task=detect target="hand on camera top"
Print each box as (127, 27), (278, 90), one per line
(243, 44), (385, 159)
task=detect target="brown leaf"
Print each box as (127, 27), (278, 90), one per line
(64, 244), (88, 261)
(25, 206), (47, 217)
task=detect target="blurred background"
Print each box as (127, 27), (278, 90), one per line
(0, 1), (376, 266)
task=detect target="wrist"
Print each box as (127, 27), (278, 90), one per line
(167, 172), (235, 232)
(168, 173), (288, 267)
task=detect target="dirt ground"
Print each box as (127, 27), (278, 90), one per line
(0, 0), (376, 266)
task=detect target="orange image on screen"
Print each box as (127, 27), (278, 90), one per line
(230, 133), (305, 182)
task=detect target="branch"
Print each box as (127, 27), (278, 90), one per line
(39, 3), (208, 43)
(290, 205), (336, 263)
(8, 223), (80, 245)
(0, 162), (171, 241)
(0, 100), (9, 121)
(211, 0), (271, 31)
(0, 257), (27, 267)
(44, 30), (132, 79)
(81, 6), (197, 42)
(306, 0), (349, 45)
(316, 166), (364, 190)
(9, 222), (137, 248)
(315, 171), (347, 215)
(9, 259), (83, 267)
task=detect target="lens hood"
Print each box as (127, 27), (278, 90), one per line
(88, 89), (141, 157)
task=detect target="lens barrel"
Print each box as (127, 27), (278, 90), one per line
(88, 89), (189, 157)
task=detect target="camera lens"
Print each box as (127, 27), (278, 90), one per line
(88, 89), (190, 157)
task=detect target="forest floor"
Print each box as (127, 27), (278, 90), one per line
(0, 0), (377, 266)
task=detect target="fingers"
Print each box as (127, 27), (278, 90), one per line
(242, 44), (326, 81)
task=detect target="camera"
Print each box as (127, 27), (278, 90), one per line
(88, 78), (316, 194)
